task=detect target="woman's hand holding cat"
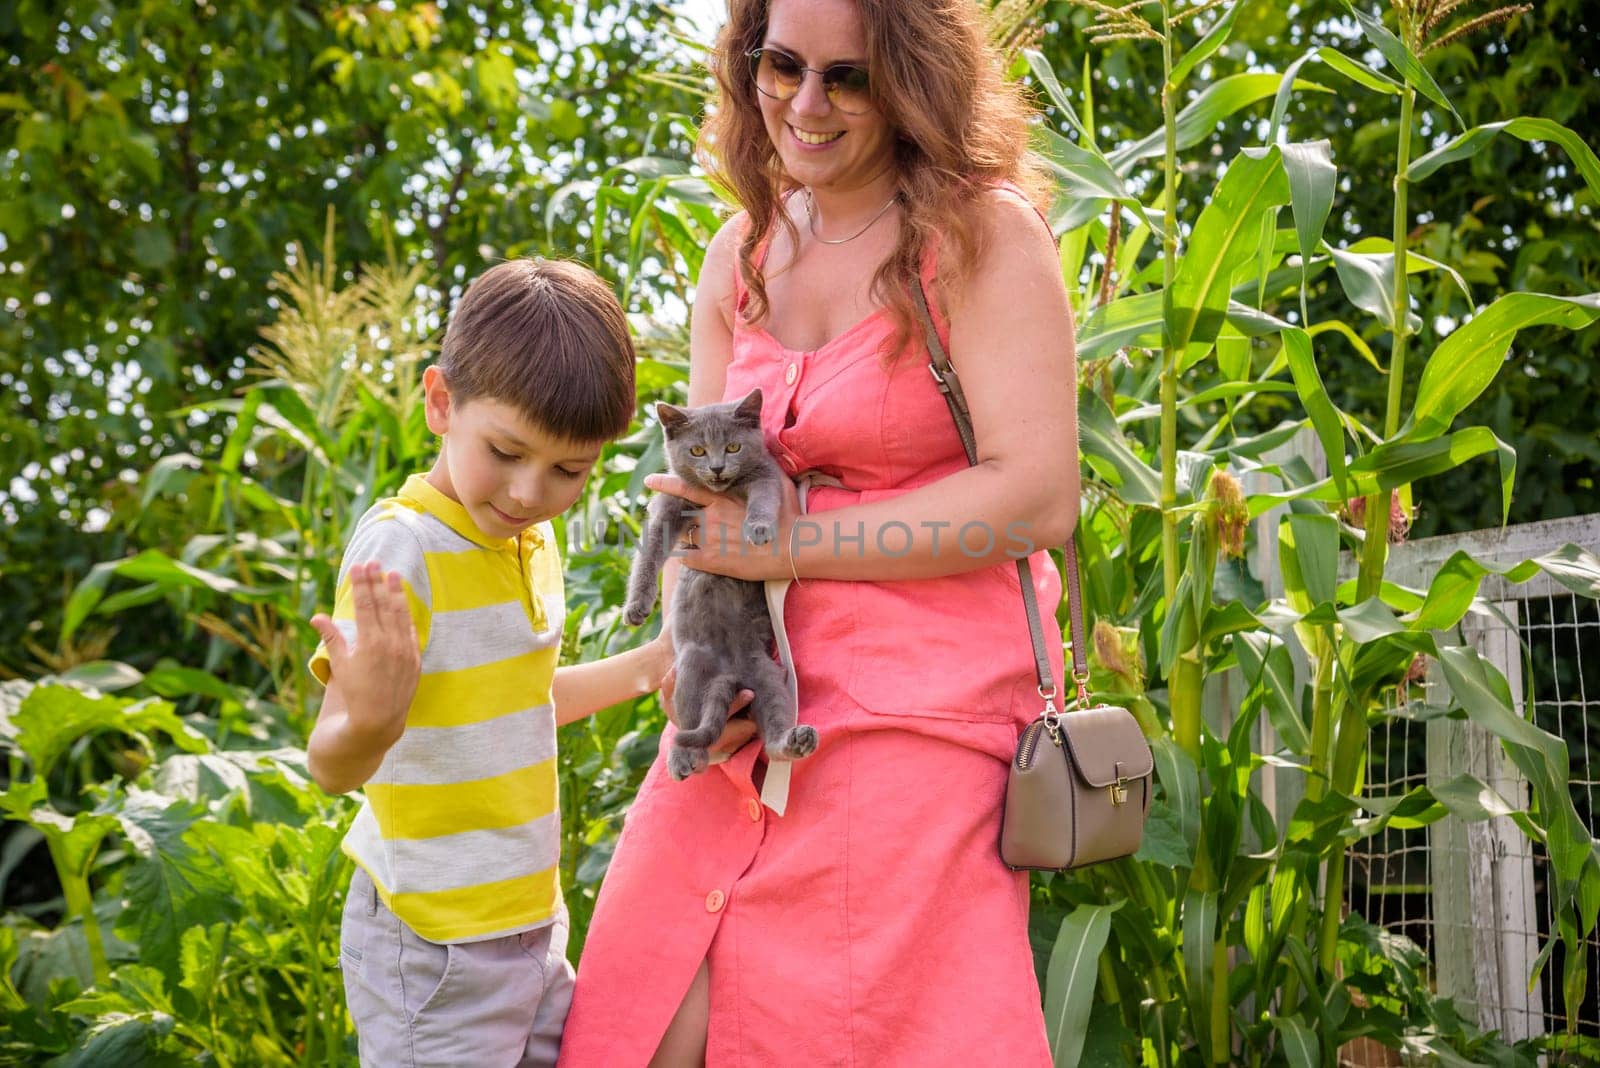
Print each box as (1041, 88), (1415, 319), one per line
(643, 472), (800, 582)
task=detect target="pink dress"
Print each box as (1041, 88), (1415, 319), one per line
(559, 201), (1066, 1067)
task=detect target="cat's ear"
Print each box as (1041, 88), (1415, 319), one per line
(733, 389), (764, 427)
(656, 403), (690, 435)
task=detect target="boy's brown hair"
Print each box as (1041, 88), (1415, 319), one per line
(437, 258), (636, 442)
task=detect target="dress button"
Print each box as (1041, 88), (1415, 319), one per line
(746, 798), (762, 822)
(705, 889), (726, 913)
(784, 362), (798, 385)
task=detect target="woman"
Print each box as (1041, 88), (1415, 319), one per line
(559, 0), (1079, 1063)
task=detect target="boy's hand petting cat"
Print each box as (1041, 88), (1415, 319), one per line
(643, 473), (799, 581)
(660, 668), (759, 755)
(310, 562), (420, 747)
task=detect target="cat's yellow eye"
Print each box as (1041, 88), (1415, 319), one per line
(690, 446), (707, 457)
(725, 443), (742, 453)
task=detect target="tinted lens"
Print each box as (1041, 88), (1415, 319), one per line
(822, 64), (871, 113)
(753, 49), (805, 98)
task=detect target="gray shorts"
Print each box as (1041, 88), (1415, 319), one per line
(340, 866), (575, 1067)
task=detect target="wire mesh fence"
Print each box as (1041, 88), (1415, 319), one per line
(1344, 517), (1600, 1062)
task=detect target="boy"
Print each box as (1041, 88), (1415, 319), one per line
(306, 258), (672, 1067)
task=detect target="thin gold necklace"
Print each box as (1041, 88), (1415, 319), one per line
(804, 188), (900, 245)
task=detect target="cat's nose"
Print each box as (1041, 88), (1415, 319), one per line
(709, 464), (725, 476)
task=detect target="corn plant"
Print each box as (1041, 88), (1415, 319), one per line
(55, 211), (436, 735)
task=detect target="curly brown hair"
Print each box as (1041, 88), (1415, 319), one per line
(698, 0), (1051, 357)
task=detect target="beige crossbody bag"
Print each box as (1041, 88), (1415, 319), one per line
(912, 280), (1153, 872)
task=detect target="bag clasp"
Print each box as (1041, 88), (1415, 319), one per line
(1041, 689), (1063, 747)
(1110, 760), (1129, 806)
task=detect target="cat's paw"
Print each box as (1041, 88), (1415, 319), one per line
(744, 517), (774, 547)
(667, 745), (710, 781)
(773, 725), (818, 760)
(622, 598), (652, 627)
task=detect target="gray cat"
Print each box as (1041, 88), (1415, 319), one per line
(623, 389), (819, 781)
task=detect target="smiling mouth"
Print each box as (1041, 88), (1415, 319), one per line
(790, 125), (844, 146)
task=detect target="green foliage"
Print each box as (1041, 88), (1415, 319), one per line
(1029, 0), (1600, 536)
(1026, 1), (1600, 1063)
(4, 0), (1599, 1064)
(0, 675), (356, 1063)
(0, 0), (708, 671)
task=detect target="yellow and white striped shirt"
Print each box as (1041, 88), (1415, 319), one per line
(310, 474), (564, 943)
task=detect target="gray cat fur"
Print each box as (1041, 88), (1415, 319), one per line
(623, 388), (819, 781)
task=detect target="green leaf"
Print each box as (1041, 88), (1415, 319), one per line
(1169, 1), (1243, 90)
(1037, 129), (1160, 237)
(112, 789), (235, 979)
(1181, 889), (1218, 1049)
(1078, 392), (1161, 508)
(1151, 738), (1201, 859)
(1269, 46), (1399, 146)
(1388, 543), (1600, 633)
(1435, 644), (1590, 884)
(1214, 331), (1252, 384)
(1134, 801), (1194, 868)
(1411, 293), (1600, 442)
(1428, 773), (1519, 823)
(0, 781), (118, 880)
(1078, 289), (1293, 361)
(1236, 630), (1310, 753)
(178, 923), (229, 1008)
(1282, 328), (1349, 497)
(1410, 550), (1491, 632)
(1271, 1015), (1319, 1068)
(1170, 147), (1291, 356)
(1024, 49), (1092, 142)
(56, 660), (145, 692)
(1281, 513), (1339, 611)
(1327, 247), (1421, 334)
(1341, 2), (1461, 127)
(1305, 320), (1384, 374)
(1532, 544), (1600, 600)
(1111, 74), (1329, 171)
(1076, 1000), (1137, 1068)
(188, 820), (288, 905)
(1280, 141), (1335, 264)
(139, 452), (203, 509)
(1269, 865), (1299, 934)
(55, 1012), (174, 1068)
(1408, 118), (1600, 202)
(1312, 46), (1403, 96)
(62, 559), (119, 641)
(12, 684), (205, 780)
(1335, 598), (1406, 643)
(1043, 901), (1122, 1067)
(1199, 600), (1267, 646)
(1353, 426), (1516, 523)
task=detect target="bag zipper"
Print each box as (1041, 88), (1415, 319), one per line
(1015, 714), (1064, 771)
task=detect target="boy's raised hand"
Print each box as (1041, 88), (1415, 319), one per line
(311, 561), (420, 746)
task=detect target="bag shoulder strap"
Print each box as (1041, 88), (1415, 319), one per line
(910, 278), (1088, 706)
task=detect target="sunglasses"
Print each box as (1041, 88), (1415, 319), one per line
(745, 48), (873, 115)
